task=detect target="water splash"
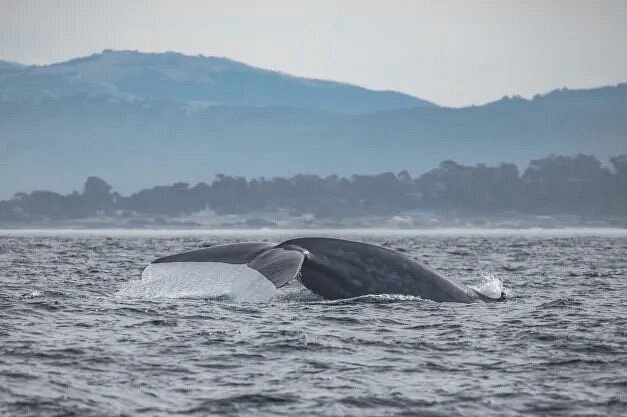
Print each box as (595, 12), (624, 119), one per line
(27, 290), (43, 298)
(116, 262), (277, 302)
(312, 293), (425, 305)
(470, 271), (510, 300)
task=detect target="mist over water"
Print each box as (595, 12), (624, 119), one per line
(1, 229), (625, 416)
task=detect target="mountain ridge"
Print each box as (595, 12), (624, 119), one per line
(0, 49), (434, 113)
(0, 50), (625, 200)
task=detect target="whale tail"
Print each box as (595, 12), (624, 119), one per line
(152, 242), (305, 289)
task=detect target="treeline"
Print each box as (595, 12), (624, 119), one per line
(1, 154), (626, 222)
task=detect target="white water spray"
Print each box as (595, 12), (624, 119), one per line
(471, 271), (510, 300)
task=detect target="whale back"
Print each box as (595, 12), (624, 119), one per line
(281, 237), (479, 302)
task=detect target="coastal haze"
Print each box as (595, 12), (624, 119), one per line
(3, 0), (627, 106)
(1, 0), (627, 204)
(0, 50), (625, 206)
(0, 48), (625, 227)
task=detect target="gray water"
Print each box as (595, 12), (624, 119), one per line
(1, 229), (626, 416)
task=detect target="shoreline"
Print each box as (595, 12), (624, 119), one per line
(2, 226), (627, 237)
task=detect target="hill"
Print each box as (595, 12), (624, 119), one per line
(0, 50), (432, 113)
(0, 50), (625, 199)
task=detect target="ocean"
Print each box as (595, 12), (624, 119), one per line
(1, 229), (625, 416)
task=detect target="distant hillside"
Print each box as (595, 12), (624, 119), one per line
(0, 50), (432, 113)
(0, 60), (25, 72)
(0, 50), (625, 199)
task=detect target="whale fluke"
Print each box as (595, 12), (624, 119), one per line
(247, 247), (305, 288)
(153, 242), (274, 264)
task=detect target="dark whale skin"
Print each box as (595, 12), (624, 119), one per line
(152, 237), (496, 303)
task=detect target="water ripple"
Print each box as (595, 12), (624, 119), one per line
(0, 231), (625, 416)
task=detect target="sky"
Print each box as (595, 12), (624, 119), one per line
(0, 0), (626, 107)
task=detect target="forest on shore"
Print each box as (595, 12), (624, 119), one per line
(1, 154), (626, 225)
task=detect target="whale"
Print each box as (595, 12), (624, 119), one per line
(151, 237), (504, 303)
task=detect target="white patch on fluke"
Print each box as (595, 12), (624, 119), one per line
(471, 271), (509, 299)
(116, 262), (277, 302)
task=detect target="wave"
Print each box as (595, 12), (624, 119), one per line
(308, 293), (426, 305)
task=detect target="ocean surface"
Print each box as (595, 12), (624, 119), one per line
(1, 229), (626, 417)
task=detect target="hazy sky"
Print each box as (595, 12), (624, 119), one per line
(1, 0), (625, 106)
